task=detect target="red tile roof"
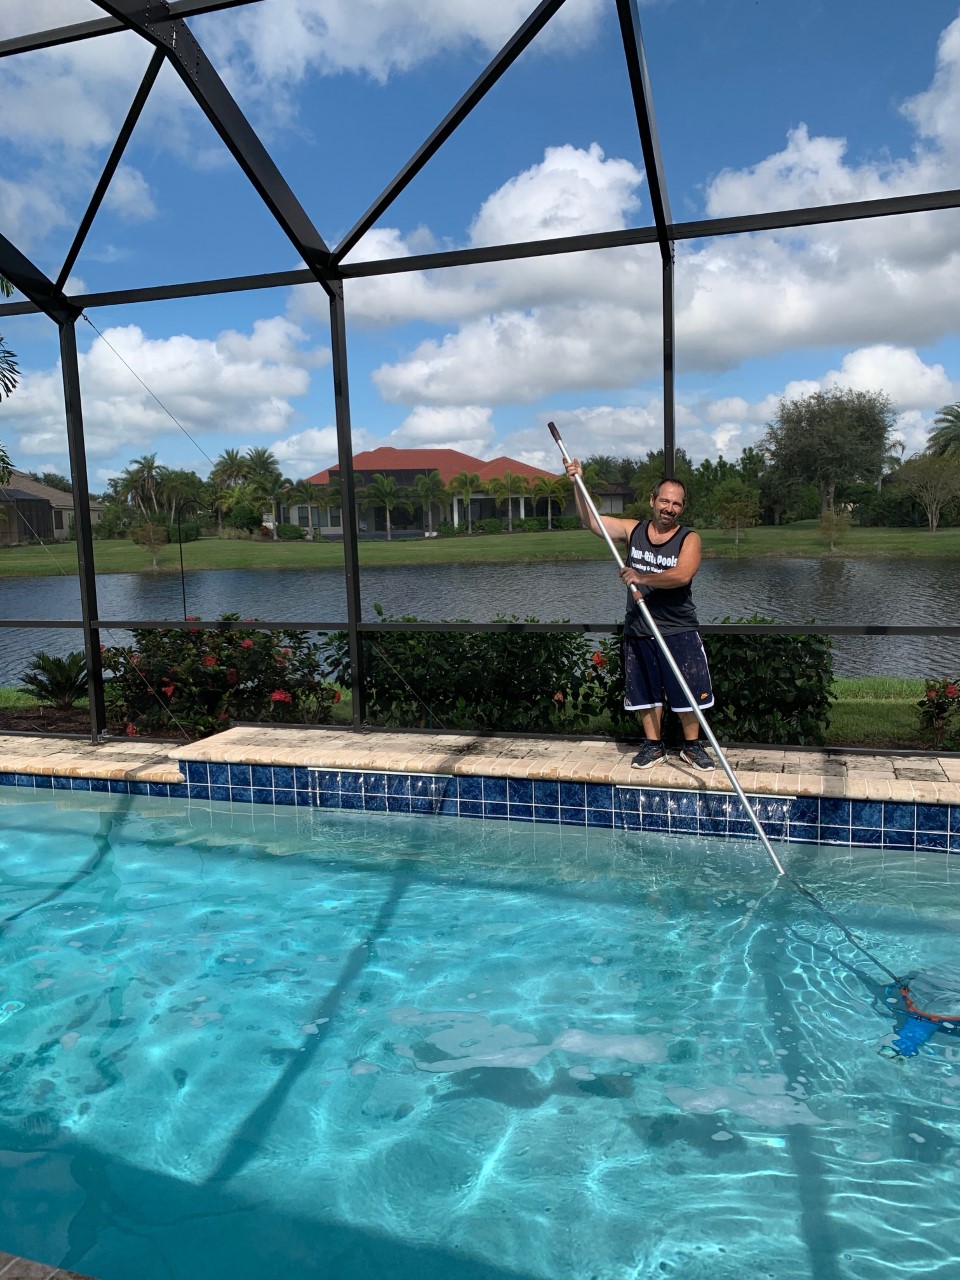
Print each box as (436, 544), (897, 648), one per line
(306, 447), (559, 487)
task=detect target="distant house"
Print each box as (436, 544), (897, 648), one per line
(0, 470), (104, 546)
(299, 447), (566, 536)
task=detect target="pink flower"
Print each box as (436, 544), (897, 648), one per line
(553, 690), (565, 704)
(240, 639), (254, 649)
(131, 652), (140, 665)
(125, 723), (137, 736)
(226, 668), (238, 685)
(202, 655), (217, 668)
(162, 683), (175, 698)
(333, 689), (341, 703)
(270, 689), (293, 703)
(947, 684), (958, 698)
(591, 650), (607, 668)
(927, 690), (937, 700)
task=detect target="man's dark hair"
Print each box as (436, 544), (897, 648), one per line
(650, 477), (688, 504)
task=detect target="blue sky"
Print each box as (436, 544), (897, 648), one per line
(2, 0), (960, 489)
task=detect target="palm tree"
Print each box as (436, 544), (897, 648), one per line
(414, 470), (448, 534)
(120, 453), (162, 517)
(361, 473), (411, 541)
(928, 403), (960, 458)
(530, 475), (570, 530)
(488, 471), (528, 533)
(245, 446), (281, 485)
(449, 470), (482, 534)
(285, 479), (321, 538)
(210, 447), (248, 490)
(249, 472), (293, 539)
(0, 276), (18, 402)
(156, 467), (206, 519)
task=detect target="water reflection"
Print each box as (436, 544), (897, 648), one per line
(0, 557), (957, 682)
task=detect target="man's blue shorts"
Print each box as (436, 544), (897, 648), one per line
(623, 630), (714, 713)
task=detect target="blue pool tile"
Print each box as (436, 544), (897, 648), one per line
(820, 825), (851, 845)
(89, 778), (109, 793)
(559, 781), (585, 808)
(700, 793), (731, 820)
(107, 779), (128, 794)
(364, 791), (387, 813)
(148, 783), (170, 798)
(916, 805), (948, 833)
(820, 798), (851, 827)
(483, 777), (507, 804)
(851, 801), (883, 829)
(188, 782), (211, 800)
(789, 797), (819, 825)
(587, 807), (614, 828)
(884, 803), (916, 832)
(73, 778), (92, 791)
(387, 774), (411, 799)
(883, 829), (914, 848)
(438, 796), (459, 816)
(616, 788), (641, 816)
(509, 802), (533, 822)
(209, 785), (230, 803)
(483, 801), (509, 820)
(362, 772), (387, 796)
(559, 806), (586, 826)
(618, 806), (642, 832)
(789, 822), (820, 843)
(533, 804), (560, 824)
(251, 787), (273, 805)
(641, 813), (669, 832)
(228, 765), (251, 789)
(14, 774), (35, 788)
(459, 798), (483, 818)
(310, 769), (337, 794)
(728, 818), (758, 839)
(387, 793), (412, 814)
(231, 786), (252, 805)
(699, 817), (728, 836)
(458, 776), (482, 802)
(340, 790), (362, 811)
(129, 782), (152, 797)
(852, 827), (884, 847)
(251, 765), (274, 789)
(951, 808), (960, 835)
(186, 761), (208, 785)
(639, 790), (669, 818)
(533, 781), (559, 807)
(760, 820), (788, 841)
(168, 782), (188, 800)
(586, 784), (614, 813)
(0, 772), (14, 787)
(507, 779), (533, 806)
(208, 763), (228, 787)
(294, 790), (313, 808)
(411, 787), (442, 814)
(52, 776), (72, 790)
(33, 775), (52, 789)
(916, 830), (948, 851)
(339, 771), (361, 794)
(273, 788), (296, 806)
(270, 766), (293, 791)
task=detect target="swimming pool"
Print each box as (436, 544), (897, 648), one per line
(1, 787), (958, 1280)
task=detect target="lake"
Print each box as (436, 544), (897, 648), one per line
(0, 556), (958, 683)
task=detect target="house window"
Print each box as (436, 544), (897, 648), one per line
(297, 506), (310, 527)
(53, 510), (63, 530)
(328, 506), (341, 527)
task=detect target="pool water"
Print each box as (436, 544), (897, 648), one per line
(1, 788), (958, 1280)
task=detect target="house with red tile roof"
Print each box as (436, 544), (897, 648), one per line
(297, 447), (567, 537)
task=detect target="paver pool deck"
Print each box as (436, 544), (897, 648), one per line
(0, 725), (958, 803)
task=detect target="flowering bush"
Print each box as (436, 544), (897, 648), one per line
(102, 614), (337, 738)
(917, 677), (960, 748)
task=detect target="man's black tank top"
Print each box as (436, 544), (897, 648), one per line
(624, 519), (700, 637)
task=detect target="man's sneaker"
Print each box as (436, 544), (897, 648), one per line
(680, 740), (715, 771)
(631, 740), (667, 770)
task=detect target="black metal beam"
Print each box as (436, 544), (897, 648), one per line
(662, 254), (675, 477)
(56, 47), (165, 294)
(328, 292), (367, 727)
(90, 1), (333, 288)
(0, 0), (264, 59)
(333, 0), (569, 265)
(615, 0), (671, 244)
(0, 233), (77, 324)
(4, 187), (959, 319)
(59, 319), (107, 741)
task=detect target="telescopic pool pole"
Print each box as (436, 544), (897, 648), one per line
(548, 421), (785, 876)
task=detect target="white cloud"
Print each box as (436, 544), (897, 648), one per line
(6, 319), (322, 472)
(269, 426), (344, 478)
(388, 405), (497, 453)
(822, 345), (955, 408)
(102, 165), (157, 222)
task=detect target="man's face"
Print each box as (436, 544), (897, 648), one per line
(649, 482), (686, 527)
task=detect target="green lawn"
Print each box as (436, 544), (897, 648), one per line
(1, 523), (959, 577)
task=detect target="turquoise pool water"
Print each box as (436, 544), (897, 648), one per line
(1, 788), (958, 1280)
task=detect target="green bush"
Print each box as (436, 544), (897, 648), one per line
(167, 521), (199, 543)
(917, 676), (960, 749)
(20, 650), (88, 709)
(102, 615), (337, 738)
(436, 520), (460, 538)
(516, 516), (548, 532)
(326, 606), (589, 732)
(553, 516), (584, 531)
(476, 517), (503, 535)
(276, 522), (307, 540)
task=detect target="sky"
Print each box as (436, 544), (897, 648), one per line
(2, 0), (960, 490)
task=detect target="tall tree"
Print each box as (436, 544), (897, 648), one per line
(210, 447), (248, 489)
(0, 442), (12, 485)
(0, 276), (19, 402)
(120, 453), (163, 517)
(244, 446), (281, 485)
(895, 453), (960, 531)
(530, 475), (570, 530)
(449, 470), (482, 534)
(414, 470), (448, 534)
(361, 473), (411, 541)
(762, 388), (896, 516)
(487, 471), (528, 533)
(928, 403), (960, 458)
(713, 476), (760, 547)
(285, 479), (321, 537)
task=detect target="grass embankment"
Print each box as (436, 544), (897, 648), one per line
(1, 522), (959, 578)
(2, 678), (928, 750)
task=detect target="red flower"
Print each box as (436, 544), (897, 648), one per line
(282, 647), (291, 656)
(162, 683), (176, 698)
(131, 652), (140, 665)
(226, 668), (238, 685)
(333, 689), (341, 703)
(947, 684), (958, 698)
(240, 639), (254, 649)
(553, 690), (565, 704)
(125, 723), (137, 736)
(591, 650), (607, 668)
(219, 709), (229, 721)
(202, 655), (217, 667)
(270, 689), (293, 703)
(927, 690), (937, 700)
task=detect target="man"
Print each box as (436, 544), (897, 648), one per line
(565, 460), (715, 771)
